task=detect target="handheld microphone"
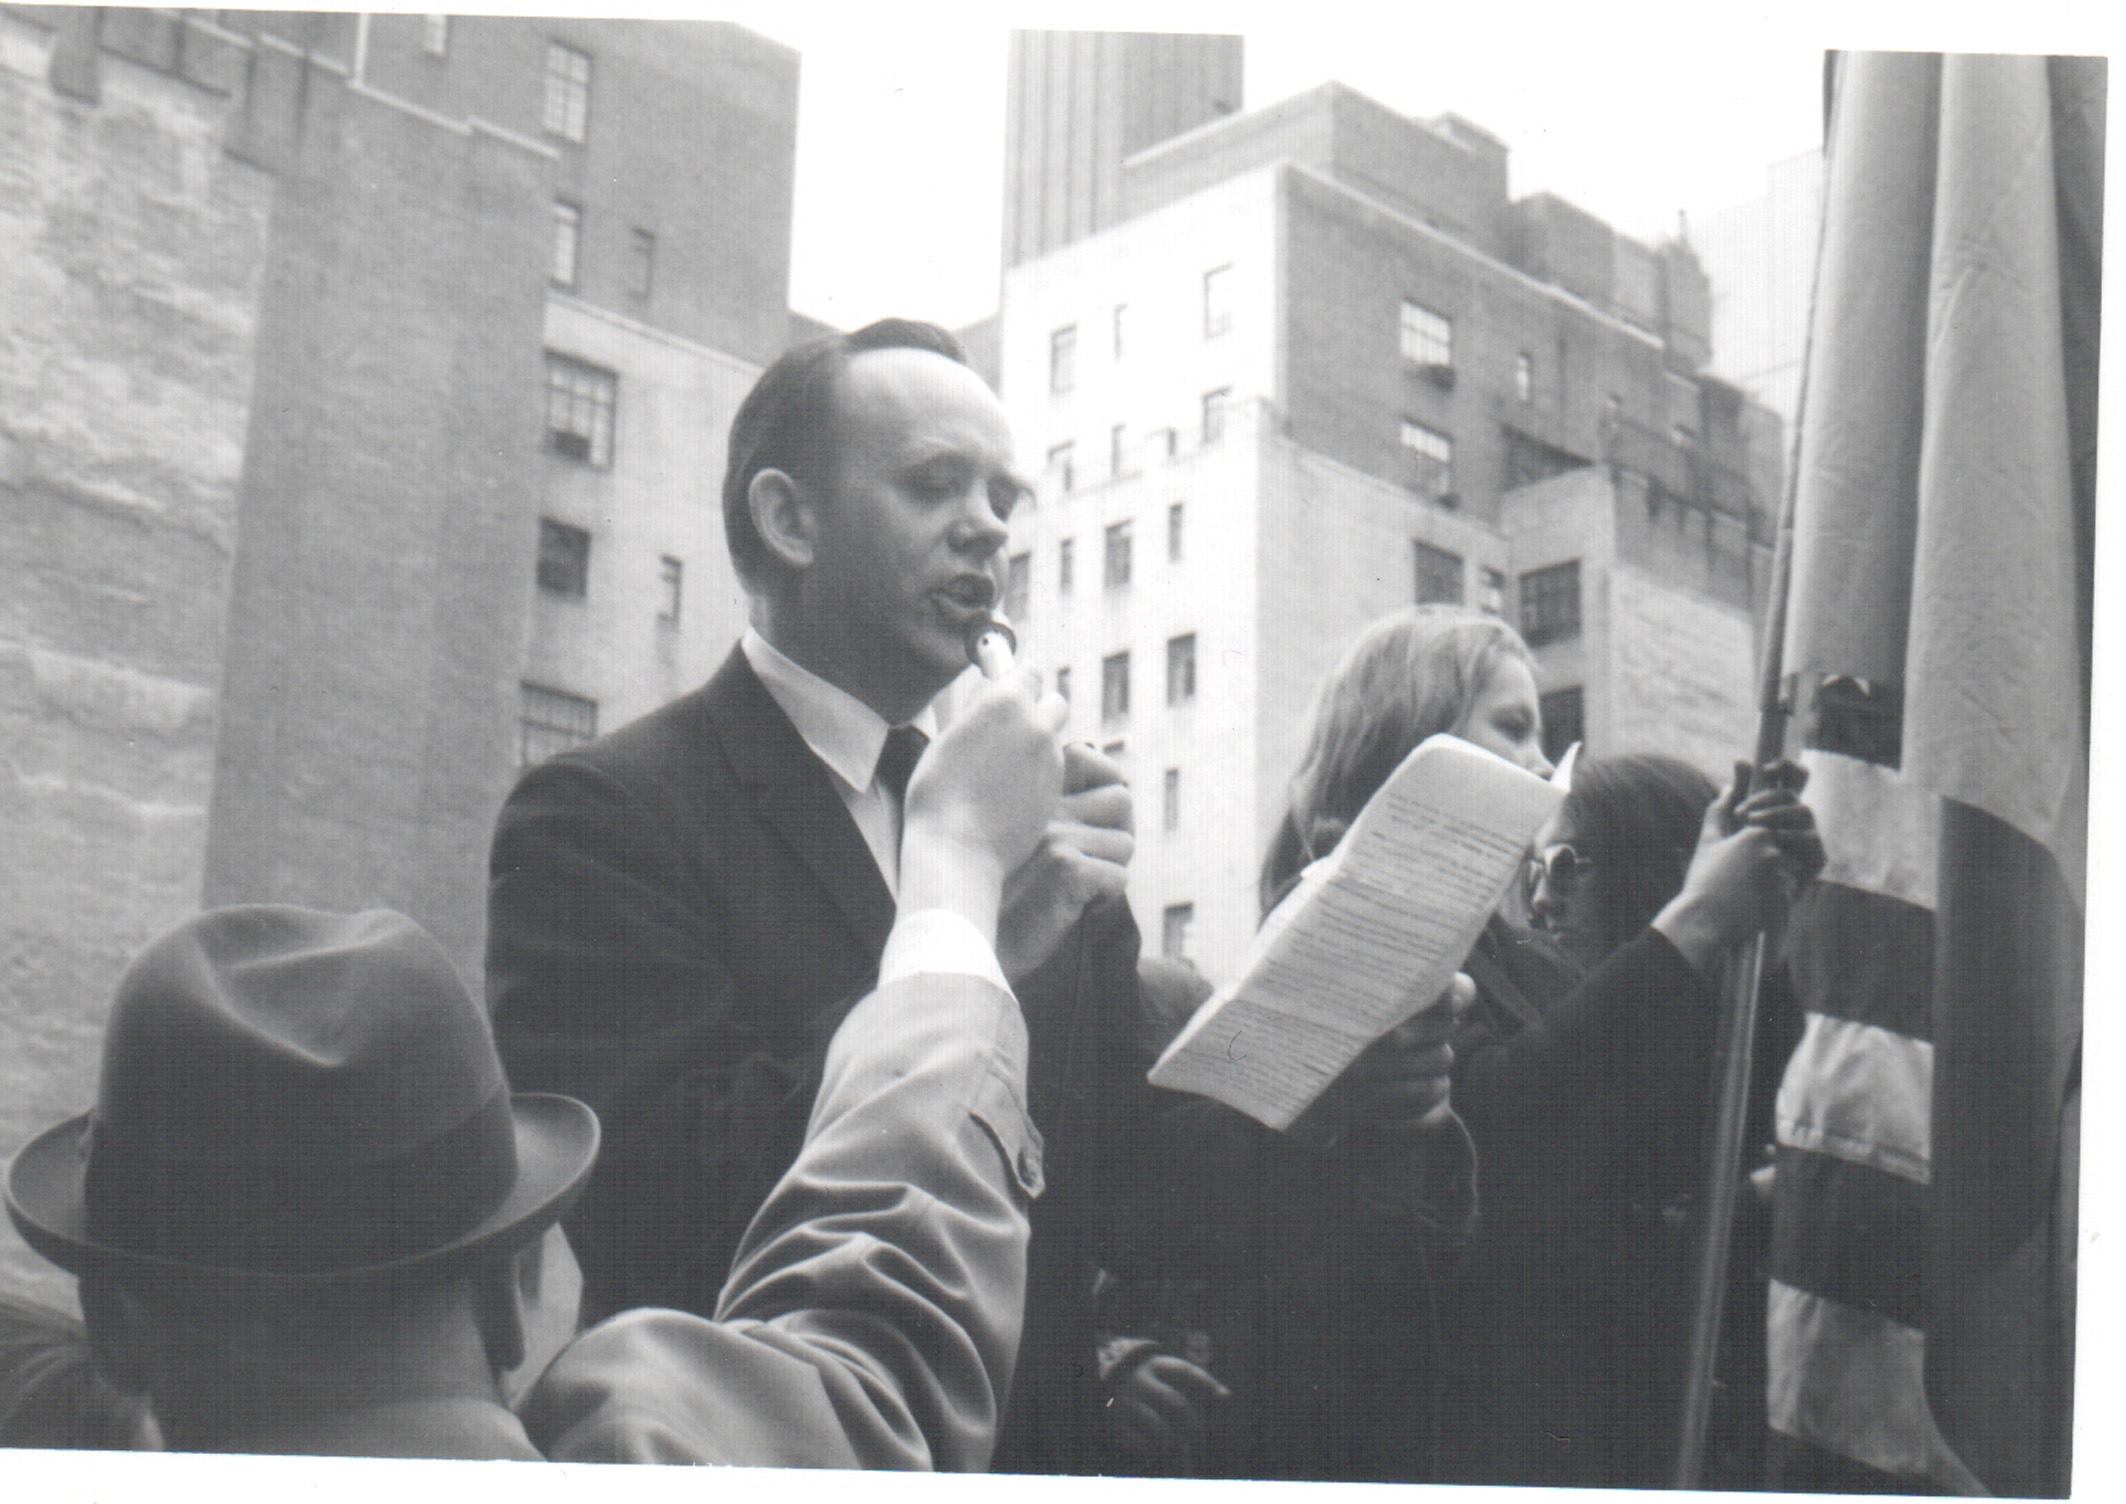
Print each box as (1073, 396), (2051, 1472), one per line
(965, 617), (1018, 681)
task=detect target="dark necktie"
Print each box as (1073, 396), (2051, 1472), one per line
(875, 724), (929, 806)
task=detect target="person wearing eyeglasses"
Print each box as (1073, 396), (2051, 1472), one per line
(1442, 747), (1822, 1490)
(1235, 607), (1821, 1490)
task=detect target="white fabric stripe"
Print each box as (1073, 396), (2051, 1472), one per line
(1766, 1281), (1984, 1492)
(1800, 749), (1941, 911)
(1775, 1013), (1933, 1184)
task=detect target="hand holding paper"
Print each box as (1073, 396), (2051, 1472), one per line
(1149, 735), (1562, 1130)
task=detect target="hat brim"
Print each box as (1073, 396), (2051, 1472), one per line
(6, 1093), (599, 1286)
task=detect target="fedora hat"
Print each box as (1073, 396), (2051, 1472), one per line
(6, 906), (598, 1284)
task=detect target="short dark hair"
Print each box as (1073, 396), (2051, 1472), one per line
(721, 318), (969, 591)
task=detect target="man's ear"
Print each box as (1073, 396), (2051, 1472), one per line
(749, 467), (819, 574)
(79, 1270), (153, 1396)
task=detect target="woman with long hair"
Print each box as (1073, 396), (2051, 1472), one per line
(1262, 606), (1555, 909)
(1258, 605), (1820, 1489)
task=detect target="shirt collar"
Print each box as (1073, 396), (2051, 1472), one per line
(741, 627), (938, 793)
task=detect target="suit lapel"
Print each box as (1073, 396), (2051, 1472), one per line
(701, 648), (896, 958)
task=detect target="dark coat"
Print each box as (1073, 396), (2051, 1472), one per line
(486, 647), (1153, 1473)
(1091, 964), (1480, 1484)
(1440, 918), (1796, 1489)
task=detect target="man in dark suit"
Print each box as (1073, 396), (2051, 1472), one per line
(487, 318), (1143, 1470)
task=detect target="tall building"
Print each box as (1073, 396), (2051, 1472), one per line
(1001, 29), (1242, 268)
(1693, 148), (1825, 424)
(995, 78), (1783, 984)
(1, 7), (796, 1303)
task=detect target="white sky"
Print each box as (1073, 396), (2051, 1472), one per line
(703, 0), (2117, 331)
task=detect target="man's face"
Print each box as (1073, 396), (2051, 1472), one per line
(794, 348), (1027, 714)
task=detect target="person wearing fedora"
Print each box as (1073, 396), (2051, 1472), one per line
(9, 663), (1070, 1465)
(5, 903), (597, 1460)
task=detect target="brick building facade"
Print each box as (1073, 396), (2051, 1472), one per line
(0, 7), (797, 1304)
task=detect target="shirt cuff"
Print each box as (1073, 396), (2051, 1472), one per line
(879, 908), (1012, 997)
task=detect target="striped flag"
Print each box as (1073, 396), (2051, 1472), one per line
(1768, 51), (2097, 1497)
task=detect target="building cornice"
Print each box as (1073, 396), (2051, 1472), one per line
(546, 292), (763, 378)
(1284, 163), (1667, 355)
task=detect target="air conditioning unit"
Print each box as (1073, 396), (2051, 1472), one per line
(1435, 491), (1462, 511)
(1421, 362), (1457, 391)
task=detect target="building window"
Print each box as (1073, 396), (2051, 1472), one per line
(545, 353), (617, 467)
(1163, 767), (1181, 832)
(657, 555), (682, 624)
(1005, 551), (1031, 623)
(1047, 441), (1075, 494)
(1050, 324), (1077, 395)
(1101, 652), (1130, 723)
(1110, 423), (1130, 478)
(1168, 502), (1185, 563)
(627, 228), (655, 299)
(550, 201), (580, 288)
(1515, 351), (1534, 403)
(1104, 521), (1133, 588)
(1113, 303), (1130, 358)
(421, 14), (449, 57)
(1162, 902), (1195, 961)
(1203, 264), (1233, 339)
(1166, 633), (1197, 706)
(1201, 387), (1231, 445)
(520, 683), (597, 768)
(1414, 542), (1464, 605)
(1059, 537), (1074, 593)
(1479, 566), (1507, 616)
(1400, 419), (1454, 502)
(1056, 666), (1072, 704)
(1540, 686), (1585, 765)
(1520, 560), (1583, 646)
(542, 41), (591, 144)
(536, 519), (591, 598)
(1399, 299), (1453, 368)
(1155, 426), (1180, 459)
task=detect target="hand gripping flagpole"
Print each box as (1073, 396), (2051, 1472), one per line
(1670, 60), (1835, 1490)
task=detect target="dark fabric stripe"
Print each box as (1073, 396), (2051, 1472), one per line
(1769, 1144), (1927, 1330)
(1784, 881), (1934, 1041)
(1925, 799), (2081, 1496)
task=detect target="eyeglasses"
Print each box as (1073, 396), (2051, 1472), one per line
(1522, 842), (1596, 903)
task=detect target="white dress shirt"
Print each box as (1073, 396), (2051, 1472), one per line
(740, 627), (939, 900)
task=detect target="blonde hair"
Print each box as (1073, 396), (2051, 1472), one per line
(1261, 605), (1533, 913)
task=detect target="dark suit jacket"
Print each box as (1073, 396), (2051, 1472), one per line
(487, 647), (1150, 1471)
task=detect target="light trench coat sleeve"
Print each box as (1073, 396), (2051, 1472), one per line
(520, 967), (1044, 1471)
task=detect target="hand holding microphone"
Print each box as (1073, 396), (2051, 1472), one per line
(899, 617), (1064, 943)
(966, 617), (1019, 681)
(955, 617), (1138, 983)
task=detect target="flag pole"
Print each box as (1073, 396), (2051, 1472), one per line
(1668, 439), (1801, 1492)
(1669, 59), (1837, 1489)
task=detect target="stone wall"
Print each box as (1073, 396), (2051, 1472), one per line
(1607, 560), (1759, 776)
(202, 40), (551, 981)
(0, 7), (273, 1304)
